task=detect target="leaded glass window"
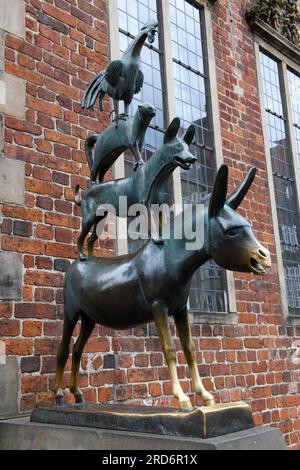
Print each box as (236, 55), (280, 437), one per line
(170, 0), (228, 314)
(260, 52), (300, 315)
(115, 0), (229, 314)
(288, 70), (300, 172)
(117, 0), (168, 247)
(118, 0), (165, 170)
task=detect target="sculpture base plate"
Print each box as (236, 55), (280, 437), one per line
(0, 417), (287, 450)
(31, 401), (254, 439)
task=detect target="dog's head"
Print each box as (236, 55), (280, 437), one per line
(163, 117), (197, 169)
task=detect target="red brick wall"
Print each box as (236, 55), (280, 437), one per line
(0, 0), (300, 449)
(0, 0), (113, 408)
(210, 0), (300, 448)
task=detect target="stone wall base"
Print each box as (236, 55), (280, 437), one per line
(0, 417), (287, 450)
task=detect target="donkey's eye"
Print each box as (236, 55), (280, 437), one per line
(226, 228), (239, 237)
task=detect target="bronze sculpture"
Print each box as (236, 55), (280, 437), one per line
(54, 165), (271, 409)
(74, 118), (196, 259)
(81, 19), (159, 120)
(50, 15), (273, 419)
(85, 103), (156, 184)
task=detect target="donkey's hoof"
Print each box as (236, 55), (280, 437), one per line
(204, 399), (215, 407)
(54, 390), (64, 406)
(75, 397), (85, 406)
(179, 399), (193, 412)
(79, 255), (87, 262)
(71, 387), (85, 404)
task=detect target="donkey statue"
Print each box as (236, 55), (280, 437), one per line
(74, 117), (196, 260)
(54, 164), (271, 410)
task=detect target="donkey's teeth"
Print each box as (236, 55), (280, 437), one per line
(250, 258), (267, 274)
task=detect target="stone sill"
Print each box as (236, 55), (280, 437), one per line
(247, 16), (300, 67)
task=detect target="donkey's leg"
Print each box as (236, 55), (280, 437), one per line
(152, 301), (193, 411)
(174, 307), (215, 406)
(87, 213), (107, 256)
(70, 313), (95, 403)
(53, 312), (79, 405)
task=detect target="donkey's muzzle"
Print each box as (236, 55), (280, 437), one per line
(175, 155), (197, 170)
(249, 247), (271, 275)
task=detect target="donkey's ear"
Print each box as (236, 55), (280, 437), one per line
(183, 125), (195, 146)
(226, 167), (256, 210)
(164, 117), (180, 144)
(209, 165), (228, 218)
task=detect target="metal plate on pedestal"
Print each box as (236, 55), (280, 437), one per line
(31, 401), (254, 439)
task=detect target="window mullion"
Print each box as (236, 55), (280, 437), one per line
(109, 0), (128, 255)
(280, 61), (300, 213)
(159, 0), (183, 215)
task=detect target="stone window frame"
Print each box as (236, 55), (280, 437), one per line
(108, 0), (237, 323)
(254, 30), (300, 325)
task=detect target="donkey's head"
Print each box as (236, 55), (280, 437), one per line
(162, 117), (197, 169)
(207, 165), (271, 274)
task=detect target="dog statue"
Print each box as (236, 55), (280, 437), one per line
(74, 118), (196, 260)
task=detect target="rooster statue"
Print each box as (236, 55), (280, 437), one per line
(81, 19), (159, 120)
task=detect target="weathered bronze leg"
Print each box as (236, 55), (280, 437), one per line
(87, 214), (107, 256)
(77, 217), (95, 261)
(174, 307), (215, 406)
(147, 206), (163, 244)
(114, 99), (119, 127)
(69, 313), (95, 403)
(152, 301), (193, 411)
(53, 314), (79, 405)
(132, 143), (144, 166)
(87, 224), (97, 257)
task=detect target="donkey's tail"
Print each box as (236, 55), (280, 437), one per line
(74, 184), (81, 206)
(85, 134), (98, 171)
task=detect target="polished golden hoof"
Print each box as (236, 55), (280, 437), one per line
(204, 399), (215, 407)
(179, 399), (194, 412)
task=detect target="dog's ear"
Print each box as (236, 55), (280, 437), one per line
(164, 117), (180, 144)
(184, 125), (195, 146)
